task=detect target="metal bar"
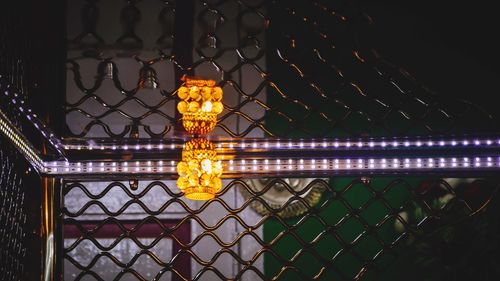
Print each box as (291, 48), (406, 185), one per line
(172, 0), (195, 134)
(41, 177), (63, 281)
(0, 108), (44, 171)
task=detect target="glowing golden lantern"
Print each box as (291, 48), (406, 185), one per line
(176, 138), (223, 200)
(177, 76), (223, 135)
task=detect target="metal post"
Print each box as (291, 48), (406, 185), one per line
(41, 177), (63, 281)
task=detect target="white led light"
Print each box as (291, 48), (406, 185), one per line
(135, 144), (140, 150)
(463, 140), (469, 146)
(474, 140), (480, 145)
(416, 141), (422, 147)
(112, 145), (116, 150)
(123, 145), (128, 150)
(487, 140), (492, 145)
(358, 142), (363, 147)
(322, 142), (327, 148)
(346, 142), (351, 147)
(392, 141), (398, 147)
(159, 144), (164, 149)
(147, 144), (152, 150)
(439, 141), (445, 146)
(334, 142), (339, 148)
(428, 141), (433, 146)
(451, 141), (457, 146)
(369, 142), (374, 147)
(404, 141), (410, 147)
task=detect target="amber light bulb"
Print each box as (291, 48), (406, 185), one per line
(177, 77), (223, 135)
(176, 138), (223, 200)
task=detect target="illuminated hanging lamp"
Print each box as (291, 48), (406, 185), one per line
(176, 76), (223, 135)
(176, 138), (223, 200)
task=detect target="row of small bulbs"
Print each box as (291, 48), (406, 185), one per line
(43, 156), (500, 174)
(62, 138), (500, 152)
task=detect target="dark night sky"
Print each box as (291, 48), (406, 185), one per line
(360, 0), (500, 117)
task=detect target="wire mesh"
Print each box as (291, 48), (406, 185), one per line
(0, 136), (41, 281)
(64, 0), (496, 139)
(62, 177), (498, 280)
(56, 0), (500, 280)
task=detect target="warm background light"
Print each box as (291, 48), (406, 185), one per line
(177, 76), (223, 135)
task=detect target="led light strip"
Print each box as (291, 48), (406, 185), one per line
(63, 142), (183, 151)
(225, 157), (498, 173)
(42, 156), (500, 176)
(2, 89), (65, 156)
(43, 160), (178, 174)
(61, 137), (500, 152)
(0, 109), (44, 171)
